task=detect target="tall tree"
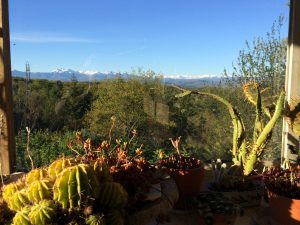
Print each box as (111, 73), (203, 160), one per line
(224, 16), (287, 93)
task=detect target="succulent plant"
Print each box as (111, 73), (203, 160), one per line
(53, 164), (100, 209)
(26, 169), (48, 185)
(175, 83), (285, 176)
(86, 214), (106, 225)
(6, 189), (30, 211)
(197, 193), (243, 225)
(96, 182), (128, 212)
(27, 180), (52, 203)
(2, 181), (25, 203)
(28, 200), (57, 225)
(48, 158), (73, 181)
(1, 155), (129, 224)
(158, 137), (202, 170)
(12, 205), (31, 225)
(263, 163), (300, 199)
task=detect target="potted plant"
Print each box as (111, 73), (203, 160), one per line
(175, 82), (285, 177)
(196, 192), (243, 225)
(263, 161), (300, 225)
(174, 82), (284, 207)
(209, 159), (262, 207)
(158, 136), (205, 204)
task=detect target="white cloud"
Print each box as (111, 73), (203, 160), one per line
(11, 32), (102, 43)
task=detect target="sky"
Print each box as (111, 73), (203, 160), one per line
(9, 0), (289, 77)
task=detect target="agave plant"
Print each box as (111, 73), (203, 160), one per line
(175, 82), (285, 176)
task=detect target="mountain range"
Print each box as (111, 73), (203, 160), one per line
(12, 68), (223, 88)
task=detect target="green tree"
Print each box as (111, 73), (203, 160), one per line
(224, 16), (287, 93)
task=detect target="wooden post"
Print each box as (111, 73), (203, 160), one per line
(0, 0), (15, 175)
(282, 0), (300, 163)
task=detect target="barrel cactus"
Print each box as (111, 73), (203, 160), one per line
(2, 157), (128, 225)
(28, 200), (57, 225)
(53, 164), (100, 209)
(96, 182), (128, 212)
(2, 182), (25, 203)
(6, 189), (30, 211)
(48, 157), (72, 181)
(26, 169), (48, 185)
(27, 180), (52, 203)
(12, 206), (31, 225)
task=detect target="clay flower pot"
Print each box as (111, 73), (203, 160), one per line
(268, 190), (300, 225)
(168, 165), (205, 197)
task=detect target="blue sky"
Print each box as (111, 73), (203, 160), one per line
(9, 0), (289, 77)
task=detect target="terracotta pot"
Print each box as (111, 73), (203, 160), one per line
(168, 165), (205, 197)
(268, 190), (300, 225)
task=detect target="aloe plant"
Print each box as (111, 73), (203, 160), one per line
(175, 83), (285, 176)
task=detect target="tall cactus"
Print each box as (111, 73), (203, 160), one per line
(175, 83), (285, 176)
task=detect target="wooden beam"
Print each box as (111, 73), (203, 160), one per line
(0, 0), (15, 175)
(282, 0), (300, 162)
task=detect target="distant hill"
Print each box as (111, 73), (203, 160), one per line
(12, 69), (223, 88)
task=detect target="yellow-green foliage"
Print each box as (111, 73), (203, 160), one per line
(3, 158), (127, 225)
(28, 200), (57, 225)
(2, 182), (25, 203)
(53, 164), (100, 209)
(86, 214), (106, 225)
(12, 206), (31, 225)
(97, 182), (128, 211)
(7, 189), (30, 211)
(48, 158), (72, 181)
(27, 180), (52, 203)
(26, 169), (47, 185)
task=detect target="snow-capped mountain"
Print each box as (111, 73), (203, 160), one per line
(12, 69), (222, 87)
